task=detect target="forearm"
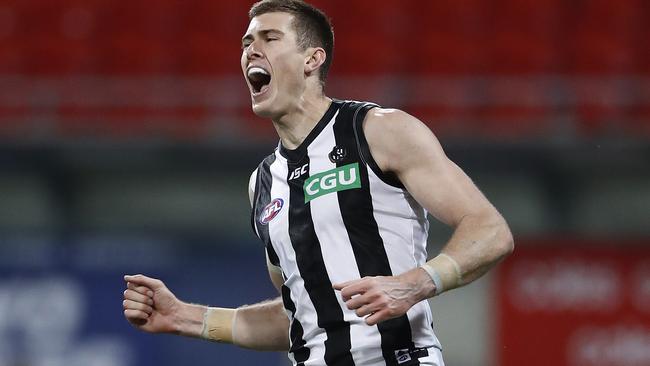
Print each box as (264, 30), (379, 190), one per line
(410, 212), (514, 298)
(174, 297), (289, 351)
(233, 297), (290, 350)
(441, 212), (514, 284)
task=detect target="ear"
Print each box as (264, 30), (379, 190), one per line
(304, 47), (326, 75)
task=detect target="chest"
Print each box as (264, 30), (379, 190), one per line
(257, 157), (365, 228)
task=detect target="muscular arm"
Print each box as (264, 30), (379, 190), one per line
(374, 109), (513, 284)
(334, 108), (513, 325)
(122, 170), (290, 351)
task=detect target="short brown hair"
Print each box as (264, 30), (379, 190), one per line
(249, 0), (334, 86)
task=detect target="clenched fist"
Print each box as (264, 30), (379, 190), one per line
(123, 274), (182, 334)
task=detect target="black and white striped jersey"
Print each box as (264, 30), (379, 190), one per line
(250, 99), (442, 366)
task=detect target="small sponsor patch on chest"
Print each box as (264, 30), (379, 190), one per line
(303, 163), (361, 203)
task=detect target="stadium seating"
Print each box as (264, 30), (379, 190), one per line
(0, 0), (646, 140)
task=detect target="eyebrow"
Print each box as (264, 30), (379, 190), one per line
(242, 29), (285, 44)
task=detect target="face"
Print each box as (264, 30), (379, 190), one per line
(241, 12), (308, 118)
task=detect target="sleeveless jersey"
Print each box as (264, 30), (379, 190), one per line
(250, 100), (442, 366)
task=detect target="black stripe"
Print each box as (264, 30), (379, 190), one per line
(266, 243), (281, 270)
(334, 102), (418, 366)
(287, 156), (355, 366)
(282, 284), (310, 364)
(252, 154), (276, 251)
(351, 103), (404, 189)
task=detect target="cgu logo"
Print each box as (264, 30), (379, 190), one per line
(259, 198), (284, 225)
(303, 163), (361, 203)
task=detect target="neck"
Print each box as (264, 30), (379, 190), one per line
(272, 90), (332, 150)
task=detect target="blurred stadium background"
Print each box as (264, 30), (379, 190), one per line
(0, 0), (648, 365)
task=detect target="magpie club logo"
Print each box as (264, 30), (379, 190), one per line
(259, 198), (284, 225)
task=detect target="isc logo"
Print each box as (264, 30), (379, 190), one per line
(303, 163), (361, 203)
(259, 198), (284, 224)
(289, 164), (309, 180)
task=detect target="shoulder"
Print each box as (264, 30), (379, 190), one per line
(362, 108), (444, 174)
(363, 107), (432, 137)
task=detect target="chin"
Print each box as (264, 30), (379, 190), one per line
(251, 95), (282, 119)
(251, 101), (274, 118)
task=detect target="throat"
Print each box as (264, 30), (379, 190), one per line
(272, 97), (333, 150)
(274, 120), (314, 150)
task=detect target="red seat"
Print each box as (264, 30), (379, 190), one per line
(408, 31), (485, 75)
(485, 31), (559, 74)
(402, 0), (488, 75)
(406, 0), (487, 33)
(95, 32), (176, 74)
(470, 79), (553, 139)
(564, 0), (641, 74)
(566, 31), (635, 74)
(487, 0), (562, 74)
(178, 31), (241, 75)
(22, 34), (96, 74)
(0, 38), (23, 74)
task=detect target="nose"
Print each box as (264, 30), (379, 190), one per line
(245, 41), (263, 61)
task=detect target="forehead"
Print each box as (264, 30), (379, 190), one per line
(244, 12), (296, 37)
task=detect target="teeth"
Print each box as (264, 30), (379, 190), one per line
(247, 67), (269, 77)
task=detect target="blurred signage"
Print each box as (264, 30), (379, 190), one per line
(0, 239), (282, 366)
(496, 242), (650, 366)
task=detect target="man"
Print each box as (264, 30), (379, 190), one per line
(122, 1), (514, 365)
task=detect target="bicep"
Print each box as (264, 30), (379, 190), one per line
(365, 110), (497, 227)
(401, 136), (493, 226)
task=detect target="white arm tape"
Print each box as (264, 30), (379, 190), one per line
(421, 253), (462, 296)
(201, 307), (238, 343)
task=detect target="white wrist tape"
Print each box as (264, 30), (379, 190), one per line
(201, 307), (237, 343)
(421, 253), (462, 295)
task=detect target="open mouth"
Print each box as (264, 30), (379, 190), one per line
(247, 66), (272, 94)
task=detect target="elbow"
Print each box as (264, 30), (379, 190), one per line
(476, 210), (514, 261)
(497, 221), (514, 259)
